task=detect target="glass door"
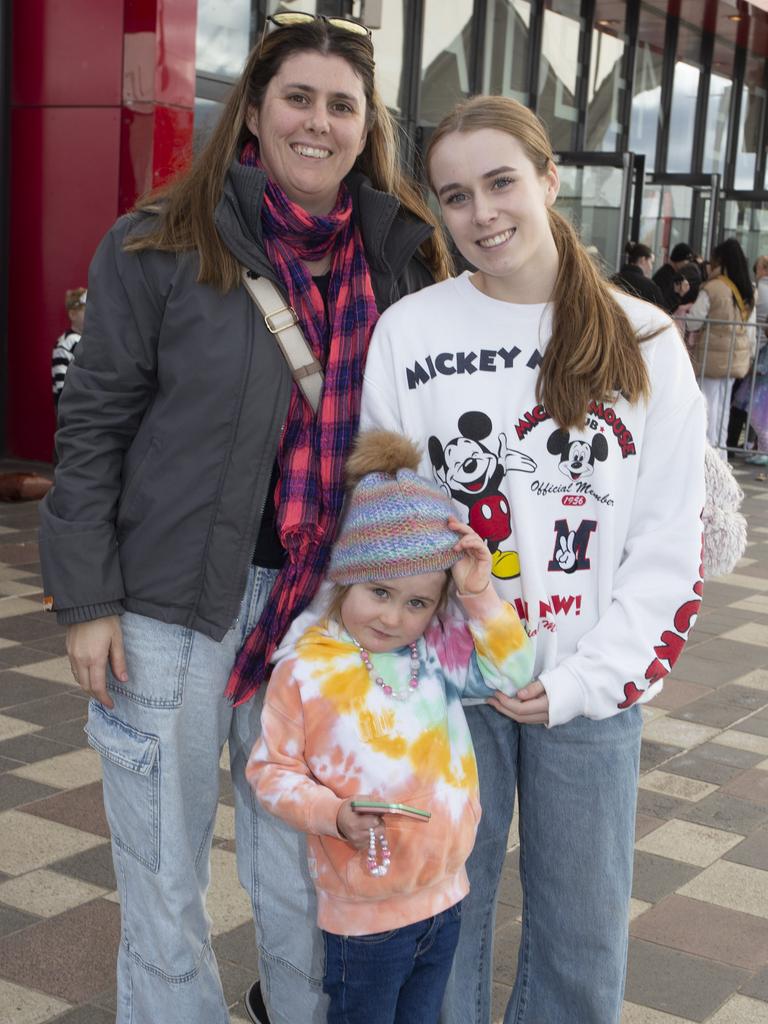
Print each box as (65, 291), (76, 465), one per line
(554, 152), (635, 273)
(720, 197), (768, 268)
(640, 174), (720, 263)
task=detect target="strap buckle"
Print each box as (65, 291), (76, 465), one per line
(264, 305), (299, 334)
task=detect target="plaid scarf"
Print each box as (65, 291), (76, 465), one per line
(226, 145), (380, 704)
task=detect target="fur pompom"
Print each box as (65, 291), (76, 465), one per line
(703, 506), (747, 579)
(702, 445), (748, 578)
(345, 430), (422, 487)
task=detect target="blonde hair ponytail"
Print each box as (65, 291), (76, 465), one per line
(542, 210), (650, 428)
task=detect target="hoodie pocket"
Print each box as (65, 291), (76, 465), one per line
(85, 701), (160, 872)
(340, 791), (480, 900)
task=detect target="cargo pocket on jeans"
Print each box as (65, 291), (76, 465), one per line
(85, 701), (161, 872)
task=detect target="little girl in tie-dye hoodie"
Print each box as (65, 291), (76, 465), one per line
(247, 430), (534, 1023)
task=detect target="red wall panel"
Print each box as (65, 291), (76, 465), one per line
(12, 0), (124, 107)
(7, 107), (121, 458)
(6, 0), (197, 460)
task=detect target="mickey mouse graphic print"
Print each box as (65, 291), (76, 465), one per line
(360, 271), (706, 727)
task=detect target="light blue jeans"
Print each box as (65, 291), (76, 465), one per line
(441, 703), (642, 1024)
(84, 566), (328, 1024)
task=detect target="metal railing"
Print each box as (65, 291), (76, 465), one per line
(672, 314), (767, 458)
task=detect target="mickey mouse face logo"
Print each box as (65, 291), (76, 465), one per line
(547, 429), (608, 481)
(440, 437), (496, 495)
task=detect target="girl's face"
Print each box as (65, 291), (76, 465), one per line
(429, 128), (559, 299)
(339, 572), (447, 653)
(246, 51), (368, 215)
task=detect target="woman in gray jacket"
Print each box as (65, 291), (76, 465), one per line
(39, 15), (448, 1024)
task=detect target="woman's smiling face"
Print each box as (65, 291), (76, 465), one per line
(246, 51), (369, 215)
(429, 128), (559, 296)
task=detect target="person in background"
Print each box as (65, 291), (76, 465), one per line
(51, 288), (86, 411)
(685, 238), (756, 458)
(660, 270), (691, 315)
(754, 255), (768, 333)
(668, 266), (701, 343)
(653, 241), (695, 293)
(731, 254), (768, 470)
(679, 261), (703, 305)
(612, 242), (666, 308)
(38, 15), (449, 1024)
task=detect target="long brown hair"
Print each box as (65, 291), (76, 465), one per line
(425, 96), (651, 430)
(125, 21), (451, 289)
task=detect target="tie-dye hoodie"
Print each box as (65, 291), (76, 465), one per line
(247, 587), (533, 936)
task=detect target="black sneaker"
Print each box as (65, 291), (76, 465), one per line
(243, 980), (271, 1024)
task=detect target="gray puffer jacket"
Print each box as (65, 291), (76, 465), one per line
(39, 163), (434, 640)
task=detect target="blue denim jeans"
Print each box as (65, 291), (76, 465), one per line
(441, 703), (642, 1024)
(324, 904), (462, 1024)
(85, 566), (328, 1024)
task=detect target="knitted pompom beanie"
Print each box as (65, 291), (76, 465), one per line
(327, 430), (460, 584)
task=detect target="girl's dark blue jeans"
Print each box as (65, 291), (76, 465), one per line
(322, 902), (462, 1024)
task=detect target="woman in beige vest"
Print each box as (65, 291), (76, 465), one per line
(685, 238), (756, 456)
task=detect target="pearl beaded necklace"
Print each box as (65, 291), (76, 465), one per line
(350, 637), (420, 700)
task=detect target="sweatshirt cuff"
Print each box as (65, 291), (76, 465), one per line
(307, 787), (345, 838)
(538, 663), (587, 727)
(458, 585), (506, 622)
(56, 602), (125, 626)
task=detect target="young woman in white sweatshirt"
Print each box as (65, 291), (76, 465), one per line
(359, 96), (706, 1024)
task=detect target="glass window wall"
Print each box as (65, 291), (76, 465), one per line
(735, 52), (765, 190)
(666, 20), (701, 173)
(196, 0), (253, 79)
(703, 71), (733, 176)
(628, 2), (666, 169)
(702, 26), (735, 178)
(482, 0), (531, 103)
(722, 201), (768, 269)
(419, 0), (474, 126)
(536, 0), (583, 151)
(585, 10), (628, 152)
(371, 2), (405, 115)
(640, 183), (697, 263)
(557, 164), (627, 269)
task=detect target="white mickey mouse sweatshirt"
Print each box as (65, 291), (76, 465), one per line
(360, 271), (707, 727)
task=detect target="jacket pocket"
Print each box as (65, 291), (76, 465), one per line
(85, 701), (160, 872)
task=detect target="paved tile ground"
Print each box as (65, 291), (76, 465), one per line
(0, 458), (767, 1024)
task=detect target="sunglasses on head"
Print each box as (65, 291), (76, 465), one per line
(260, 11), (372, 53)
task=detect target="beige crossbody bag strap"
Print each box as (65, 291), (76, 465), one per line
(241, 269), (324, 413)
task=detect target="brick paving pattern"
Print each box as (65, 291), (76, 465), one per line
(0, 461), (766, 1024)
